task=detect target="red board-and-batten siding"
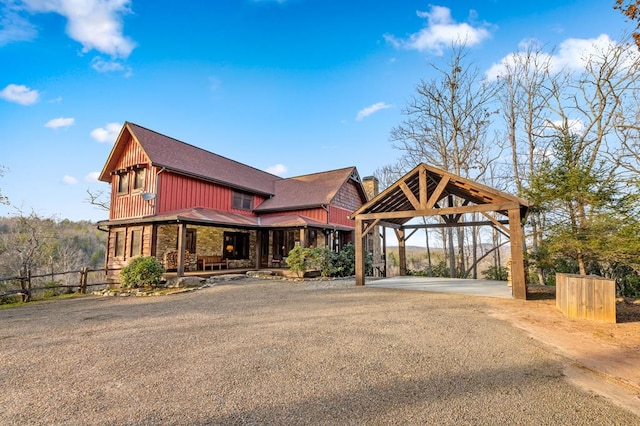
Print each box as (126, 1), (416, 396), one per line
(260, 208), (328, 223)
(157, 172), (264, 216)
(108, 136), (266, 220)
(109, 136), (155, 220)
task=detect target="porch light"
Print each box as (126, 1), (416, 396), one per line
(226, 245), (234, 252)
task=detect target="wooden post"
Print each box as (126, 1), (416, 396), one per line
(381, 226), (387, 277)
(255, 230), (262, 269)
(21, 269), (32, 302)
(79, 267), (88, 294)
(395, 228), (407, 276)
(299, 228), (306, 248)
(355, 218), (365, 286)
(177, 223), (187, 277)
(508, 208), (527, 300)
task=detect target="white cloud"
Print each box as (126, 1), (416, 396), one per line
(0, 2), (37, 45)
(486, 34), (626, 81)
(356, 102), (391, 121)
(385, 6), (492, 55)
(553, 34), (620, 71)
(548, 118), (584, 135)
(0, 83), (39, 105)
(90, 122), (122, 143)
(21, 0), (136, 58)
(62, 175), (77, 185)
(85, 172), (100, 182)
(45, 117), (75, 129)
(266, 164), (287, 176)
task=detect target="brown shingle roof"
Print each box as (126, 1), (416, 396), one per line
(99, 123), (365, 212)
(97, 207), (354, 230)
(254, 167), (359, 212)
(127, 122), (281, 195)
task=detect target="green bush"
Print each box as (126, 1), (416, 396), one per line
(285, 246), (311, 277)
(481, 265), (508, 281)
(285, 243), (372, 278)
(120, 256), (165, 288)
(313, 246), (338, 277)
(408, 260), (450, 278)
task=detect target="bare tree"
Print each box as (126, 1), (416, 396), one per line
(86, 188), (110, 211)
(0, 209), (56, 278)
(494, 42), (558, 284)
(390, 44), (500, 277)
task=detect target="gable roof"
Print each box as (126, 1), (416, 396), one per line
(99, 122), (281, 196)
(254, 167), (365, 212)
(351, 163), (530, 227)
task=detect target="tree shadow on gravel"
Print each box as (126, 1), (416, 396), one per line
(141, 361), (636, 425)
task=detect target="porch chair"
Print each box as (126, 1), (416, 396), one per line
(271, 254), (283, 268)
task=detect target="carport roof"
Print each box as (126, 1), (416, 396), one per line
(350, 163), (531, 227)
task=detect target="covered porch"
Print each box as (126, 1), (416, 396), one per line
(100, 207), (355, 279)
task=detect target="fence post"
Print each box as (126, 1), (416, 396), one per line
(79, 267), (88, 294)
(20, 269), (32, 303)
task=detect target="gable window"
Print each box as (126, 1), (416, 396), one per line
(224, 232), (249, 259)
(115, 230), (125, 258)
(117, 172), (129, 194)
(130, 228), (143, 257)
(133, 168), (145, 191)
(232, 191), (253, 210)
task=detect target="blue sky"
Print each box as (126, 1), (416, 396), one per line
(0, 0), (631, 222)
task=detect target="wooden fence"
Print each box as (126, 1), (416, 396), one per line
(0, 267), (119, 303)
(556, 273), (616, 323)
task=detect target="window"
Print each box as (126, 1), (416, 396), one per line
(130, 229), (142, 257)
(133, 168), (145, 191)
(186, 229), (196, 252)
(115, 230), (125, 258)
(174, 228), (197, 252)
(223, 232), (249, 259)
(117, 172), (129, 194)
(232, 191), (253, 210)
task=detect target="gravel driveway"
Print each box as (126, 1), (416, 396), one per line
(1, 278), (638, 425)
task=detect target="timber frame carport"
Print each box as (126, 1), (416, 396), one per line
(350, 163), (531, 299)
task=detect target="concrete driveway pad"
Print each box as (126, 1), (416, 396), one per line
(367, 276), (513, 298)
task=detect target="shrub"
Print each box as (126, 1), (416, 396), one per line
(312, 246), (338, 277)
(120, 256), (165, 288)
(332, 243), (373, 277)
(481, 265), (508, 281)
(285, 243), (372, 278)
(285, 246), (309, 277)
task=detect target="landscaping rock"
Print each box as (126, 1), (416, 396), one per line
(167, 276), (205, 288)
(246, 270), (274, 278)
